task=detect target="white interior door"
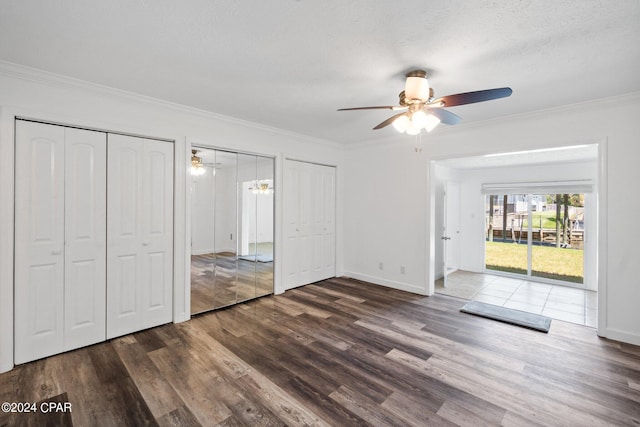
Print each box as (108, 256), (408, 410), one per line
(140, 139), (174, 328)
(283, 160), (305, 289)
(284, 160), (336, 290)
(443, 181), (460, 286)
(14, 121), (66, 363)
(297, 162), (313, 286)
(63, 127), (107, 351)
(107, 134), (174, 338)
(15, 122), (107, 363)
(311, 164), (336, 282)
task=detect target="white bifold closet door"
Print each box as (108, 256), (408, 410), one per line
(107, 134), (174, 339)
(14, 121), (107, 364)
(284, 160), (336, 289)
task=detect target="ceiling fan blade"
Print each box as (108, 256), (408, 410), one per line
(430, 108), (462, 126)
(373, 112), (407, 130)
(338, 106), (407, 111)
(429, 87), (512, 108)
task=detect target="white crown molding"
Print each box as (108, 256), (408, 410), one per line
(0, 60), (343, 150)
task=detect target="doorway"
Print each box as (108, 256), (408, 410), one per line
(430, 144), (601, 327)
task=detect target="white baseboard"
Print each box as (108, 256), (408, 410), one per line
(599, 327), (640, 346)
(342, 271), (428, 296)
(0, 361), (13, 373)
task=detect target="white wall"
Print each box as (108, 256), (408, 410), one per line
(344, 93), (640, 346)
(343, 140), (430, 294)
(0, 63), (344, 372)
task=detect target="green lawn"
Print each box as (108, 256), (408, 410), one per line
(520, 211), (566, 229)
(485, 241), (583, 283)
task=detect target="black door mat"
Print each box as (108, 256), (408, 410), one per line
(460, 300), (552, 333)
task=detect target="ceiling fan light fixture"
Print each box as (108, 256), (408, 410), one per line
(392, 114), (410, 133)
(404, 70), (429, 101)
(423, 113), (441, 132)
(405, 121), (421, 135)
(411, 110), (428, 128)
(338, 69), (512, 136)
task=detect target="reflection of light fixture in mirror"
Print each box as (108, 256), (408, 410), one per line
(251, 180), (274, 195)
(191, 150), (205, 176)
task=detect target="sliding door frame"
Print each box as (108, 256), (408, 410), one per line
(482, 191), (590, 288)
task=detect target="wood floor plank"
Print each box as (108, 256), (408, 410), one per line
(86, 345), (158, 427)
(156, 405), (201, 427)
(147, 346), (232, 426)
(435, 392), (507, 426)
(2, 276), (640, 426)
(328, 384), (405, 427)
(31, 392), (74, 427)
(380, 390), (457, 427)
(111, 337), (185, 419)
(234, 374), (330, 427)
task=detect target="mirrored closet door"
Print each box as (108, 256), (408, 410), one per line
(190, 147), (274, 315)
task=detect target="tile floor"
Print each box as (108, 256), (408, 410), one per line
(435, 270), (597, 327)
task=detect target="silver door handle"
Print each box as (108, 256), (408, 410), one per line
(142, 241), (150, 246)
(441, 236), (451, 240)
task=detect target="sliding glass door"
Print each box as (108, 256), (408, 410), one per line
(485, 192), (585, 285)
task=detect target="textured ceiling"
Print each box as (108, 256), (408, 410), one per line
(1, 1), (639, 144)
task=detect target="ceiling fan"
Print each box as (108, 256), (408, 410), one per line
(338, 70), (512, 135)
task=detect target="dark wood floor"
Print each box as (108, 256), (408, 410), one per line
(2, 277), (640, 426)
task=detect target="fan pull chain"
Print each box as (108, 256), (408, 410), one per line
(415, 132), (423, 153)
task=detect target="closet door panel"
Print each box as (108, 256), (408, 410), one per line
(63, 128), (107, 350)
(140, 139), (173, 327)
(107, 135), (144, 338)
(107, 135), (173, 337)
(283, 161), (300, 288)
(297, 163), (313, 286)
(309, 166), (324, 281)
(14, 121), (66, 363)
(318, 165), (336, 280)
(283, 160), (336, 290)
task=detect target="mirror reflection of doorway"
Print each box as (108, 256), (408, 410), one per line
(190, 147), (274, 315)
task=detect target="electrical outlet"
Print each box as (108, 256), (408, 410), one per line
(400, 266), (406, 274)
(378, 262), (384, 270)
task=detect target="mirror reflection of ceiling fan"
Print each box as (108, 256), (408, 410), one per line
(191, 150), (222, 176)
(338, 70), (512, 135)
(249, 180), (274, 195)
